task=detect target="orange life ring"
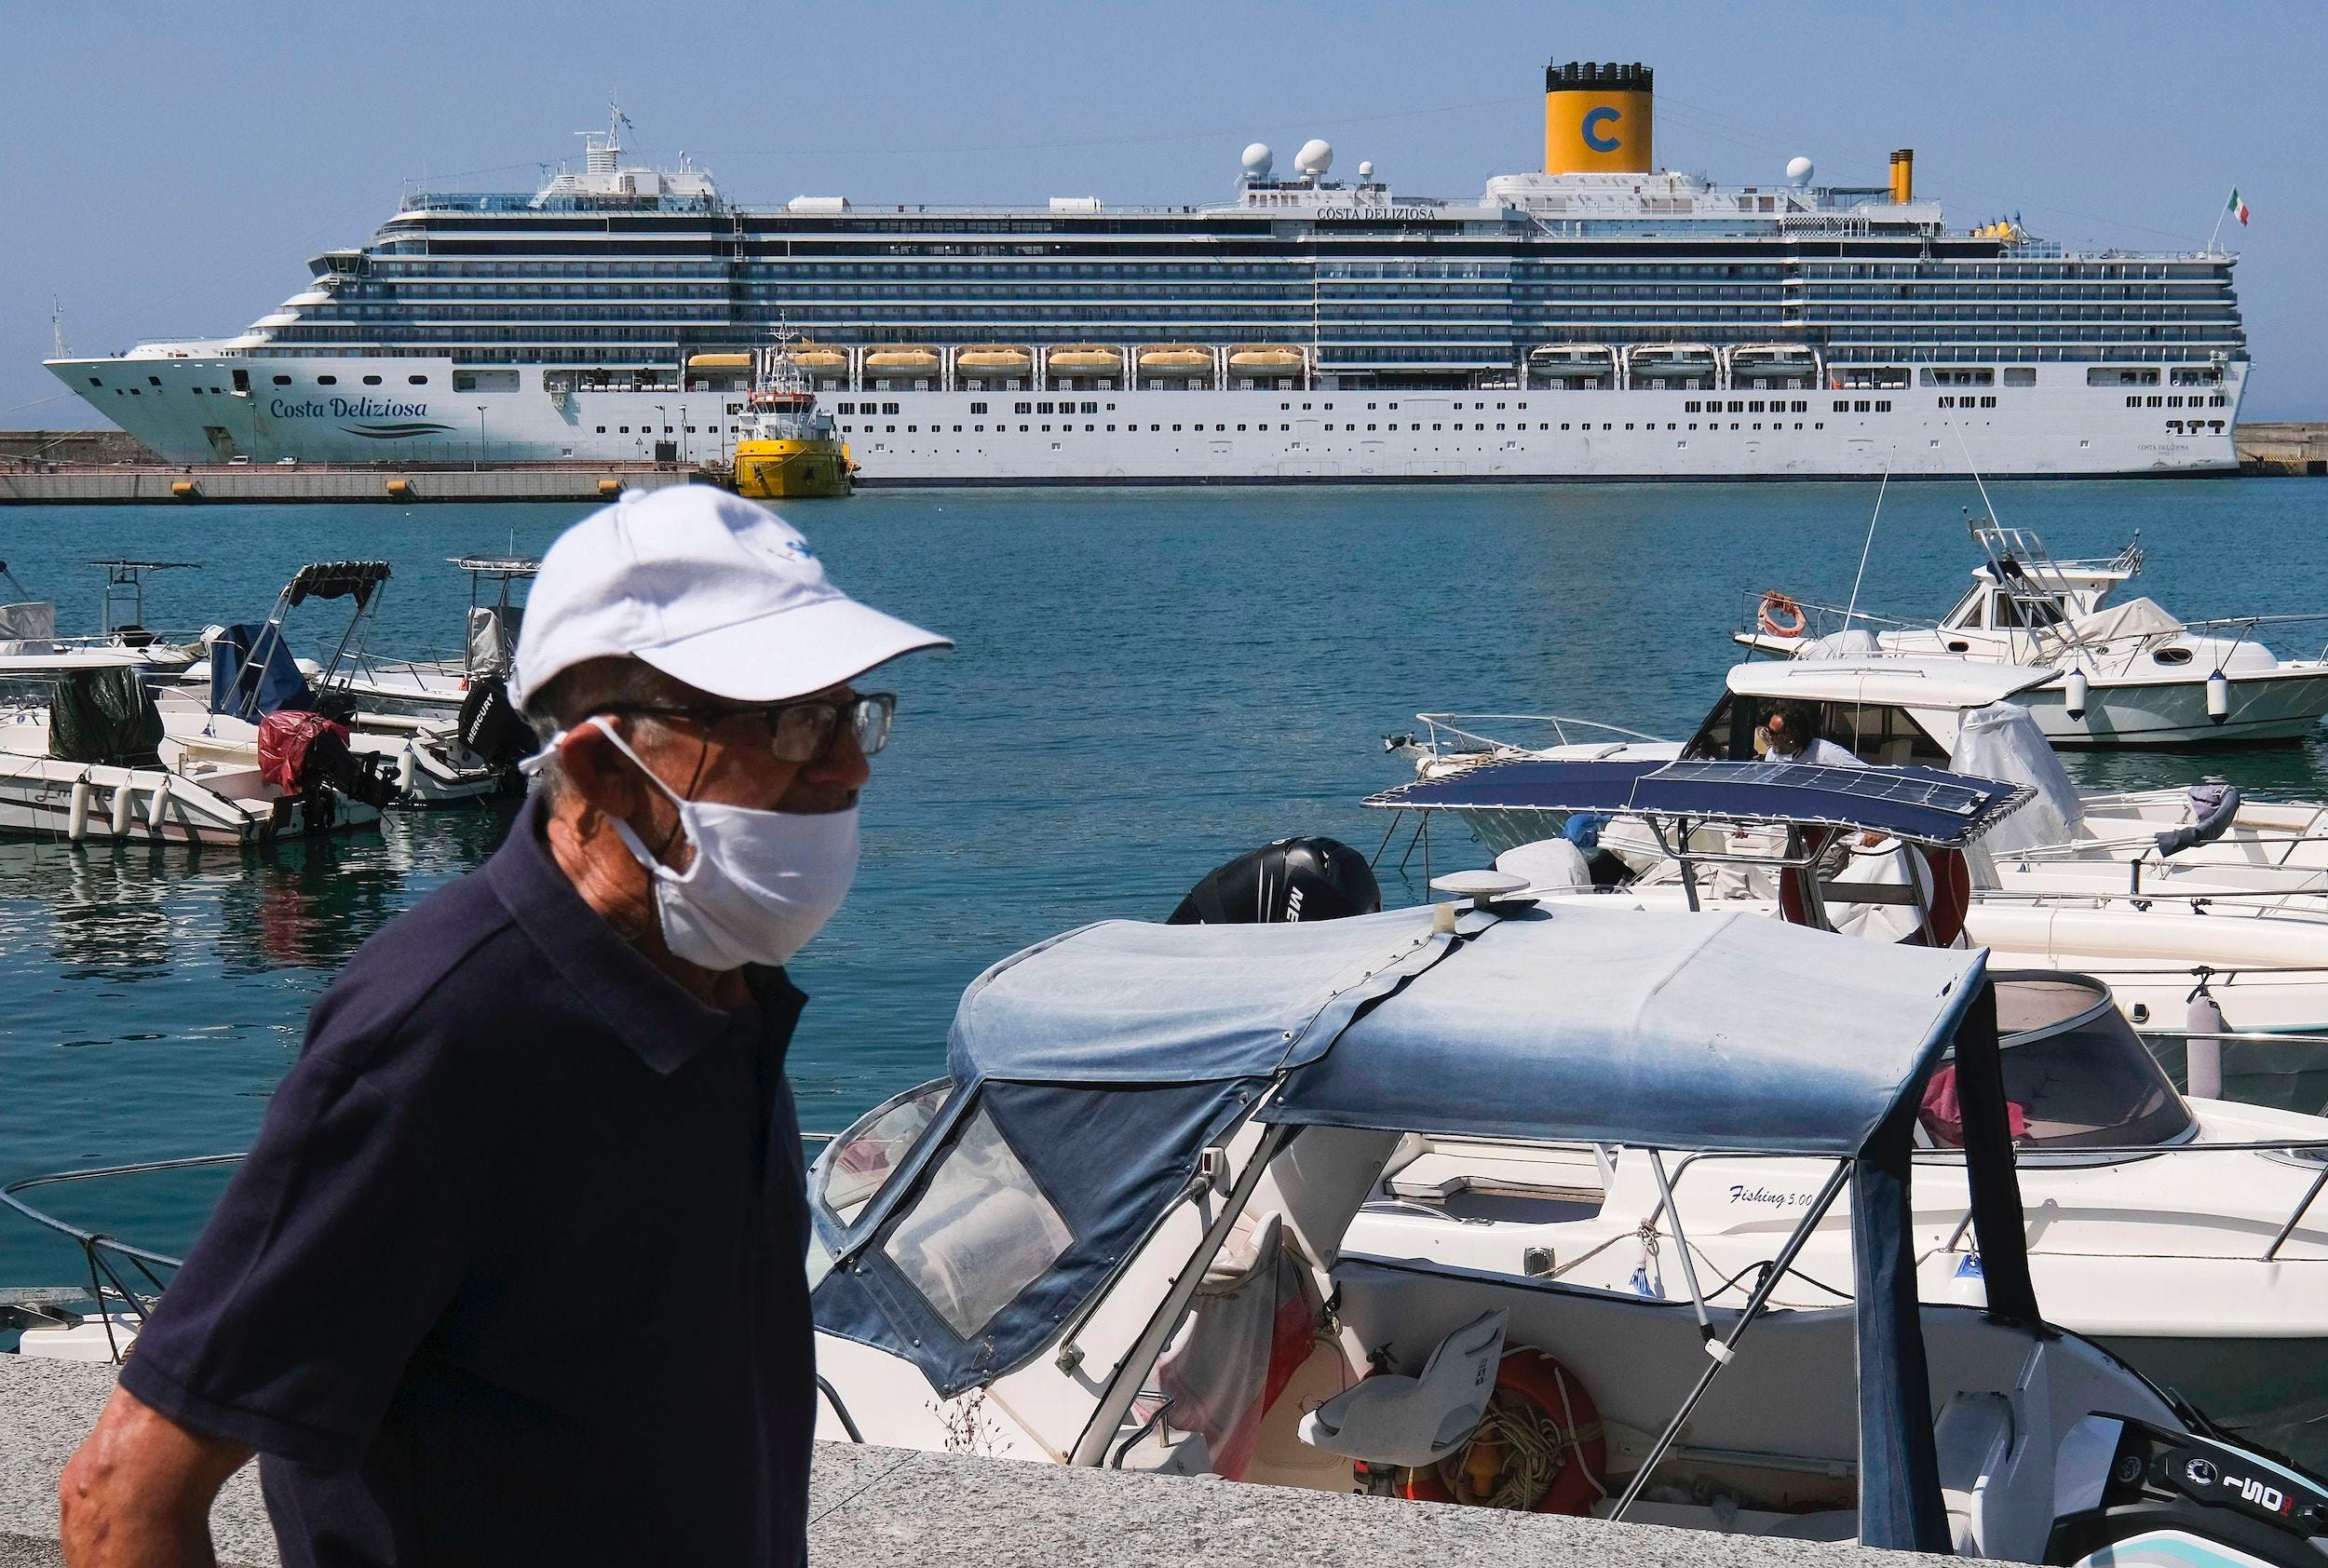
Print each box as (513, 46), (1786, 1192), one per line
(1395, 1348), (1604, 1515)
(1758, 591), (1807, 639)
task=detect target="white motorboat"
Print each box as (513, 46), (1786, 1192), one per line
(803, 901), (2328, 1562)
(0, 559), (205, 702)
(1396, 656), (2328, 882)
(1739, 521), (2328, 746)
(338, 555), (535, 724)
(0, 666), (378, 845)
(1345, 967), (2328, 1466)
(195, 561), (519, 806)
(1367, 757), (2328, 1112)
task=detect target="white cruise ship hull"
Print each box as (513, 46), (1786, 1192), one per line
(54, 352), (2243, 482)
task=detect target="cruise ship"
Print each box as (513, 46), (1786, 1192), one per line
(48, 64), (2247, 483)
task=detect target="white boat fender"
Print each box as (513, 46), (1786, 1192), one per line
(145, 775), (170, 833)
(2186, 976), (2227, 1102)
(67, 779), (91, 842)
(398, 744), (419, 795)
(110, 779), (135, 836)
(2063, 669), (2091, 723)
(2206, 669), (2230, 725)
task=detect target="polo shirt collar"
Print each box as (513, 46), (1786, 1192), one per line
(486, 794), (805, 1075)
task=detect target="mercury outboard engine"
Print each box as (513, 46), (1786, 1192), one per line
(456, 676), (534, 768)
(1168, 837), (1381, 926)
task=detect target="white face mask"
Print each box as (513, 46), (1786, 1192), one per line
(583, 716), (860, 970)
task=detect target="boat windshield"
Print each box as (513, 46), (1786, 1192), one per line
(1921, 975), (2193, 1151)
(1684, 693), (1950, 766)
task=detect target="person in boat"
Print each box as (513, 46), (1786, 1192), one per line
(1755, 699), (1861, 768)
(58, 489), (950, 1568)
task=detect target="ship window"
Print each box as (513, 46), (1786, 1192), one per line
(1281, 403), (1291, 410)
(1367, 424), (1376, 431)
(1793, 400), (1807, 412)
(317, 375), (337, 385)
(970, 402), (987, 414)
(907, 426), (917, 433)
(362, 374), (383, 385)
(273, 375), (292, 385)
(1982, 396), (1996, 408)
(1562, 423), (1571, 431)
(597, 426), (606, 433)
(2004, 368), (2037, 386)
(1388, 402), (1399, 411)
(1431, 423), (1441, 431)
(974, 425), (985, 432)
(410, 375), (428, 385)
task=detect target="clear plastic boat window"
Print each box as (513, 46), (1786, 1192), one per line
(884, 1104), (1073, 1338)
(819, 1079), (951, 1224)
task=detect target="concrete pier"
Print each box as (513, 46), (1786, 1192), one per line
(0, 462), (711, 506)
(0, 1355), (1947, 1567)
(2237, 424), (2328, 476)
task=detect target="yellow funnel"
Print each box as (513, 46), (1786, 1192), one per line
(1544, 60), (1654, 174)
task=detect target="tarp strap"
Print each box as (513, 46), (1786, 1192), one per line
(1851, 1099), (1950, 1554)
(1949, 980), (2040, 1327)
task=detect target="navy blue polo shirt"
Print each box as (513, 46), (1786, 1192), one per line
(121, 795), (816, 1567)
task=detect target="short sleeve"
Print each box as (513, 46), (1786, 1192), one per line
(121, 1024), (475, 1467)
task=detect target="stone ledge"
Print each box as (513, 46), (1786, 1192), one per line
(0, 1355), (1947, 1566)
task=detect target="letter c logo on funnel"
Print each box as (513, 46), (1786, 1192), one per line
(1582, 106), (1622, 153)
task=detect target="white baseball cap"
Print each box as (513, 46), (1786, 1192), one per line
(510, 487), (950, 712)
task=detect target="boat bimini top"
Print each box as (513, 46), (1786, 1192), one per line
(813, 899), (2032, 1549)
(1364, 757), (2034, 847)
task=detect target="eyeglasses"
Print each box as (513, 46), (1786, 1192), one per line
(596, 692), (896, 763)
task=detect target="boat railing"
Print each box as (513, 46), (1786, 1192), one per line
(1970, 884), (2328, 916)
(1395, 711), (1668, 763)
(1735, 589), (1935, 647)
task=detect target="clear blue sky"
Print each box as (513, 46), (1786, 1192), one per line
(6, 0), (2321, 424)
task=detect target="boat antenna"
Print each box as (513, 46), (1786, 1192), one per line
(1842, 450), (1893, 632)
(1950, 417), (2003, 530)
(50, 298), (68, 360)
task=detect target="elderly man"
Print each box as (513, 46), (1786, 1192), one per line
(58, 489), (948, 1567)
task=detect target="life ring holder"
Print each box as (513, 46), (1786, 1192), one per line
(1395, 1347), (1606, 1515)
(1776, 839), (1971, 950)
(1758, 591), (1807, 639)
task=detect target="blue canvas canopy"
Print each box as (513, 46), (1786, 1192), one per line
(208, 622), (312, 718)
(1365, 757), (2031, 848)
(816, 899), (2033, 1551)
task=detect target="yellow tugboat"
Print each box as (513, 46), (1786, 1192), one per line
(730, 336), (854, 499)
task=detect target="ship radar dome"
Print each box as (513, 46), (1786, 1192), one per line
(1294, 138), (1333, 177)
(1241, 142), (1273, 178)
(1786, 155), (1814, 186)
(1358, 160), (1374, 180)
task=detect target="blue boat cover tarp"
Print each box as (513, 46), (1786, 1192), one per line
(1365, 757), (2030, 848)
(816, 900), (1984, 1400)
(951, 904), (1983, 1155)
(208, 623), (312, 718)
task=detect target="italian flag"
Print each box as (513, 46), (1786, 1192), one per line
(2228, 188), (2251, 225)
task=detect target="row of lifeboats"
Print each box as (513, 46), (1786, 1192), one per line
(742, 344), (1311, 381)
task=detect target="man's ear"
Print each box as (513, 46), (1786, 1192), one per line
(557, 723), (640, 820)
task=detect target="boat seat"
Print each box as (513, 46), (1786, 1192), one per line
(1297, 1308), (1506, 1467)
(1933, 1390), (2023, 1559)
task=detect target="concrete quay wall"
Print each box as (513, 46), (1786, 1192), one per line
(0, 464), (710, 506)
(2237, 423), (2328, 475)
(0, 1354), (1947, 1568)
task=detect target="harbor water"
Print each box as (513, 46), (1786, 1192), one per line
(5, 479), (2325, 1296)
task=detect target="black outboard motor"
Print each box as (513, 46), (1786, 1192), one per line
(456, 676), (534, 767)
(1168, 837), (1381, 926)
(2047, 1414), (2328, 1567)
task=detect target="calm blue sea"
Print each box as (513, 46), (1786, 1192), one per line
(3, 479), (2325, 1288)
